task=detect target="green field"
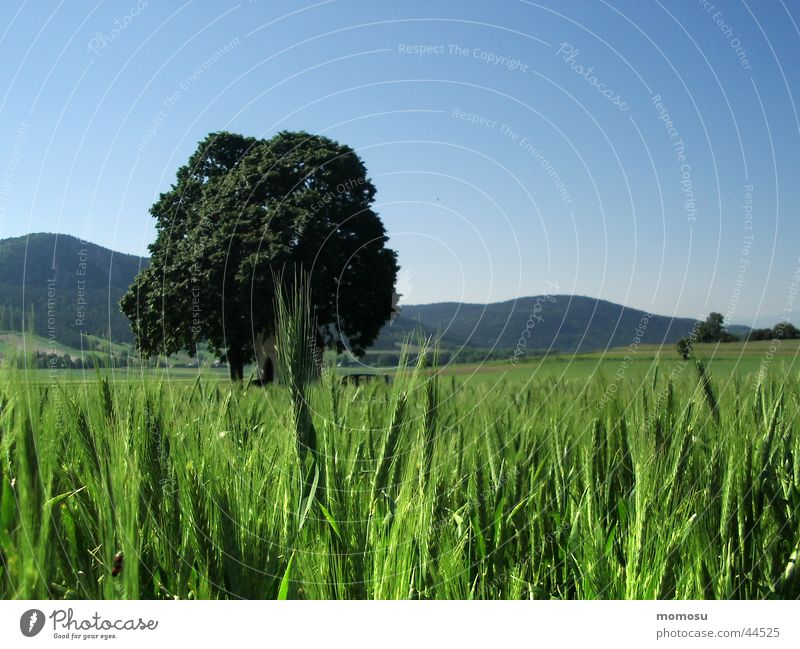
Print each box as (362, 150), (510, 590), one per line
(14, 338), (800, 384)
(1, 335), (799, 600)
(426, 339), (800, 384)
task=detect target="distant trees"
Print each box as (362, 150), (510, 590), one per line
(358, 347), (526, 367)
(747, 322), (800, 341)
(678, 314), (800, 359)
(14, 350), (148, 370)
(676, 313), (800, 361)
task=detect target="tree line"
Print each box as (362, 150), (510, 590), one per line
(677, 312), (799, 359)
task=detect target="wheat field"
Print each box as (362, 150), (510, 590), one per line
(1, 337), (799, 600)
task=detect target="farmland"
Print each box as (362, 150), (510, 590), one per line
(1, 338), (799, 599)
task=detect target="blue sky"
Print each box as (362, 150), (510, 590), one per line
(0, 0), (798, 325)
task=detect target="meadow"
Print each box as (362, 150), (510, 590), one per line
(1, 336), (799, 600)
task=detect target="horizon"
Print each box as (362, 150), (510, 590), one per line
(1, 229), (789, 328)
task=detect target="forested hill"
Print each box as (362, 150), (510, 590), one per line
(375, 295), (702, 353)
(0, 233), (147, 348)
(0, 233), (707, 356)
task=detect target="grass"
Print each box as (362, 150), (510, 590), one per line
(1, 335), (799, 600)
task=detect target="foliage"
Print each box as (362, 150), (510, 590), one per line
(696, 312), (739, 343)
(676, 338), (693, 360)
(120, 131), (398, 381)
(748, 322), (800, 341)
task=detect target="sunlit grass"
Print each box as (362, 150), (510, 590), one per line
(1, 351), (799, 599)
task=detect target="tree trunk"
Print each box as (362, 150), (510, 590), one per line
(228, 346), (244, 382)
(263, 357), (274, 384)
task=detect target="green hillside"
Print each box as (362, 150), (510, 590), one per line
(0, 233), (751, 366)
(0, 233), (147, 348)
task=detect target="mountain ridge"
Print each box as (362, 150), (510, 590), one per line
(0, 233), (741, 356)
(376, 294), (704, 354)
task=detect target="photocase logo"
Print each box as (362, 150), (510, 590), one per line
(20, 609), (45, 637)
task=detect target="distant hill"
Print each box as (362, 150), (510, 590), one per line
(726, 324), (753, 338)
(376, 295), (705, 354)
(0, 233), (744, 359)
(0, 233), (147, 348)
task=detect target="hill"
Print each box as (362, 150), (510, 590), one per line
(376, 295), (704, 355)
(0, 233), (146, 348)
(0, 233), (744, 360)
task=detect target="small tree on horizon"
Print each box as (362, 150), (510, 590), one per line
(696, 312), (739, 343)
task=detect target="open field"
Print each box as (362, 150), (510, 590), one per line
(13, 338), (800, 384)
(1, 343), (799, 599)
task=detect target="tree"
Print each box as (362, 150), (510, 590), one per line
(696, 312), (738, 343)
(775, 322), (800, 338)
(747, 321), (799, 341)
(697, 312), (723, 342)
(676, 338), (693, 360)
(121, 130), (399, 381)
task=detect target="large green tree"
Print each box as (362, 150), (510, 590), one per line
(121, 130), (399, 381)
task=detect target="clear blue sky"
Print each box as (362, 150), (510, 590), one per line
(0, 0), (798, 325)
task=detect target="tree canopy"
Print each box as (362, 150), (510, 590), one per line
(696, 312), (738, 343)
(120, 130), (399, 380)
(676, 311), (739, 358)
(747, 321), (800, 341)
